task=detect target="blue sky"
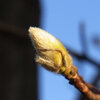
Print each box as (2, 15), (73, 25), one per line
(38, 0), (100, 100)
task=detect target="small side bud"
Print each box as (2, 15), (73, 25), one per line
(29, 27), (72, 73)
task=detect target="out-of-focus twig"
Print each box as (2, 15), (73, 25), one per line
(79, 22), (87, 55)
(67, 47), (100, 68)
(0, 22), (27, 38)
(0, 22), (32, 46)
(92, 36), (100, 49)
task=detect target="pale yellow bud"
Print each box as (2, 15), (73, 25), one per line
(29, 27), (72, 72)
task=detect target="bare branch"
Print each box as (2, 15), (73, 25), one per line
(61, 66), (100, 100)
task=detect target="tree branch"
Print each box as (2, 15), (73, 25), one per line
(61, 66), (100, 100)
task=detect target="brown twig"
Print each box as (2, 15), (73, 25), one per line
(61, 66), (100, 100)
(78, 74), (100, 100)
(85, 82), (100, 94)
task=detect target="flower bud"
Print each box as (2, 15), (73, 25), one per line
(29, 27), (72, 73)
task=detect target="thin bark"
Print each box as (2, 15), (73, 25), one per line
(61, 66), (100, 100)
